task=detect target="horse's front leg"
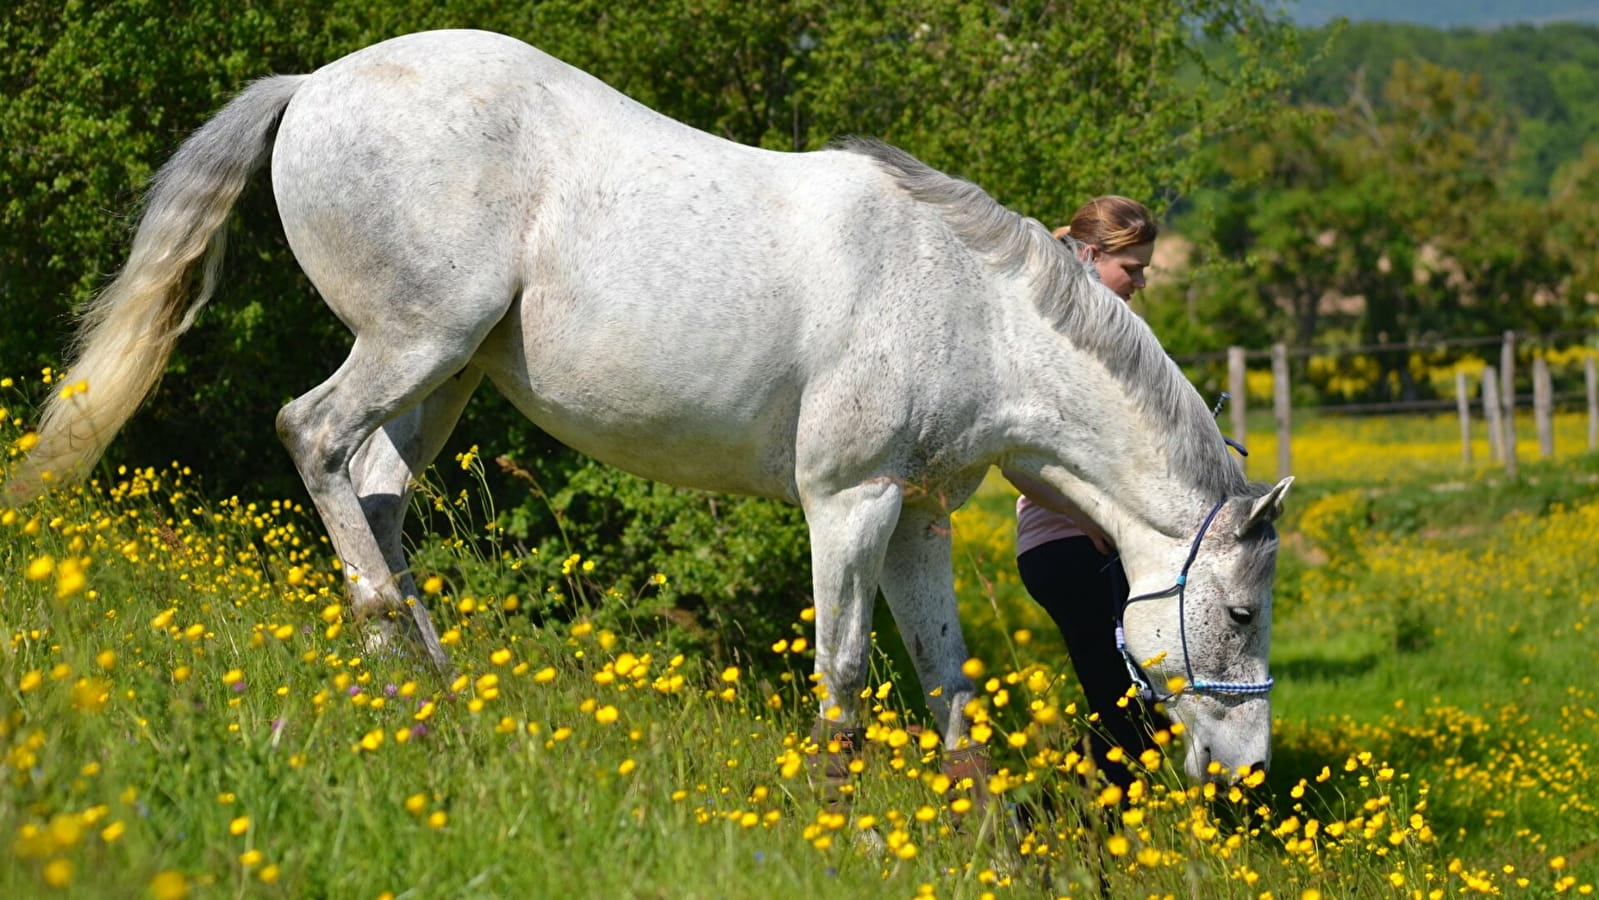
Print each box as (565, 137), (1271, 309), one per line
(802, 478), (904, 735)
(877, 506), (976, 750)
(878, 504), (994, 818)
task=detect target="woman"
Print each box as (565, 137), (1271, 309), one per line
(1002, 195), (1165, 790)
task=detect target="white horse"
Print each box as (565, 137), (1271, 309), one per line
(11, 29), (1291, 781)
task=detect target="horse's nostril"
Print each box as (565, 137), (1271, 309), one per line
(1249, 760), (1268, 774)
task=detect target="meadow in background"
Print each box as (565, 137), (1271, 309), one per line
(2, 370), (1596, 898)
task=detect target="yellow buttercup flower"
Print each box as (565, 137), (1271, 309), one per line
(25, 554), (55, 581)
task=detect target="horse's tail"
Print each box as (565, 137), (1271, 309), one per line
(7, 75), (306, 501)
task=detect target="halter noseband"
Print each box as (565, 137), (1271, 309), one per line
(1113, 495), (1276, 703)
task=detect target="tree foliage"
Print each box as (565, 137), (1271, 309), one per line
(1549, 143), (1599, 304)
(1158, 54), (1590, 402)
(1290, 0), (1599, 30)
(1291, 20), (1599, 194)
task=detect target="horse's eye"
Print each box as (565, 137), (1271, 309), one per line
(1228, 606), (1255, 626)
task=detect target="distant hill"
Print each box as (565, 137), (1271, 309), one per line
(1288, 0), (1599, 29)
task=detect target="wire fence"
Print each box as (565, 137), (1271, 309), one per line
(1173, 330), (1599, 479)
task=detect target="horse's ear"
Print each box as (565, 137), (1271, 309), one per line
(1236, 476), (1294, 538)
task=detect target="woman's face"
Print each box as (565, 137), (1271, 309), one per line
(1081, 240), (1154, 301)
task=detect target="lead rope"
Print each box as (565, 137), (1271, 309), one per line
(1212, 392), (1250, 458)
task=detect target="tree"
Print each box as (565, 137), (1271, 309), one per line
(1290, 20), (1599, 196)
(1549, 142), (1599, 312)
(803, 1), (1304, 215)
(1173, 58), (1573, 401)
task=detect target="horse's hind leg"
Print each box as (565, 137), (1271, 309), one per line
(346, 369), (483, 663)
(277, 338), (485, 673)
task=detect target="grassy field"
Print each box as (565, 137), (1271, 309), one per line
(3, 381), (1598, 898)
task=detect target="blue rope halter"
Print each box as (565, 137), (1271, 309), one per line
(1113, 394), (1275, 703)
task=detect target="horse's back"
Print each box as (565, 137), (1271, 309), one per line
(483, 134), (919, 497)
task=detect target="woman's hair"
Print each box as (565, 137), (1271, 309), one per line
(1052, 195), (1157, 252)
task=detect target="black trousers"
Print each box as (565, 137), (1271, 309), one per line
(1017, 536), (1171, 788)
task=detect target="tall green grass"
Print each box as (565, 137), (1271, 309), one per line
(3, 395), (1597, 897)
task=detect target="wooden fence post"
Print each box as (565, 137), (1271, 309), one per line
(1588, 356), (1597, 452)
(1533, 356), (1553, 459)
(1483, 366), (1502, 464)
(1272, 342), (1290, 479)
(1500, 332), (1518, 478)
(1227, 346), (1247, 468)
(1455, 370), (1472, 465)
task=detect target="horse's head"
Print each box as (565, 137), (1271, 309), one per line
(1118, 476), (1292, 782)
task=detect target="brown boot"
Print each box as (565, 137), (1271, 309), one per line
(942, 742), (995, 823)
(807, 722), (862, 811)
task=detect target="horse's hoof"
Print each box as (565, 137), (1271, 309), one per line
(358, 617), (410, 658)
(356, 615), (453, 678)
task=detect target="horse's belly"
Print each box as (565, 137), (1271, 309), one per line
(477, 329), (803, 500)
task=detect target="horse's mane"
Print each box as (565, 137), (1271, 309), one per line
(840, 138), (1251, 503)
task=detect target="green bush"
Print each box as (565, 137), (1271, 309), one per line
(424, 454), (816, 667)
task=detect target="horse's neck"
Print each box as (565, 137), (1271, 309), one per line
(996, 316), (1212, 550)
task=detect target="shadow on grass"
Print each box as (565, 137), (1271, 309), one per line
(1273, 653), (1380, 682)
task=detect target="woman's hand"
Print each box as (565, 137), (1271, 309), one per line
(1079, 518), (1113, 555)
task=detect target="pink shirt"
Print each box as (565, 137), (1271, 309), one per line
(1015, 494), (1084, 556)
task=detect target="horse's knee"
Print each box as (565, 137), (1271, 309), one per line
(346, 581), (387, 619)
